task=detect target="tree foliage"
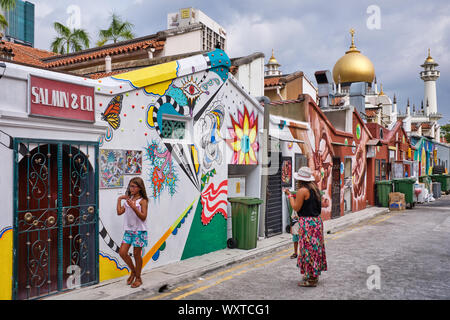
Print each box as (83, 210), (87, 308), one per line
(97, 13), (135, 46)
(51, 22), (90, 54)
(0, 0), (16, 31)
(441, 124), (450, 142)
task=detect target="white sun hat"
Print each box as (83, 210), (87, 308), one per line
(293, 166), (315, 182)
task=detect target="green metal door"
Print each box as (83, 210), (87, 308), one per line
(13, 139), (99, 300)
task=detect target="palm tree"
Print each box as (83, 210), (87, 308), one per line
(97, 13), (134, 46)
(51, 22), (90, 54)
(0, 0), (16, 32)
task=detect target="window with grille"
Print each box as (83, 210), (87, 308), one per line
(161, 119), (186, 140)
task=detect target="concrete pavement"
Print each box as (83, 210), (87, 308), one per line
(44, 205), (389, 300)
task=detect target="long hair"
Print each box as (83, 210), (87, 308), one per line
(126, 177), (148, 201)
(296, 180), (321, 203)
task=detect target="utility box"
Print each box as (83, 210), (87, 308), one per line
(228, 177), (246, 197)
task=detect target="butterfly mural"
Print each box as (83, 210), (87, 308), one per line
(101, 95), (123, 130)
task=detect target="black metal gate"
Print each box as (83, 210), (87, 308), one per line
(331, 157), (341, 219)
(265, 138), (282, 237)
(13, 139), (99, 300)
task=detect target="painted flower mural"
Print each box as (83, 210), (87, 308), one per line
(227, 106), (259, 165)
(145, 141), (178, 199)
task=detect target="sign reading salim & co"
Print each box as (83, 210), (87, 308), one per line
(29, 75), (95, 122)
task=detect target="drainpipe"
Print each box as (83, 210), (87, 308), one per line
(148, 47), (155, 59)
(256, 95), (271, 238)
(276, 86), (283, 100)
(105, 55), (112, 73)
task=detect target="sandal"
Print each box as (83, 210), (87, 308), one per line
(298, 276), (318, 287)
(131, 277), (142, 288)
(298, 280), (317, 287)
(290, 253), (298, 259)
(126, 272), (136, 285)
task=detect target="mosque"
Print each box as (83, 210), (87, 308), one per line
(265, 29), (442, 142)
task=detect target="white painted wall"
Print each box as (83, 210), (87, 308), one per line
(424, 80), (438, 114)
(302, 77), (317, 102)
(234, 57), (265, 98)
(163, 29), (203, 57)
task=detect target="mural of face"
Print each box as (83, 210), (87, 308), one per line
(199, 102), (225, 171)
(351, 119), (369, 211)
(290, 106), (334, 213)
(352, 143), (366, 198)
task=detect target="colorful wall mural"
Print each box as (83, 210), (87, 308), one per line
(95, 49), (263, 280)
(412, 137), (436, 176)
(0, 49), (265, 299)
(272, 96), (371, 221)
(351, 114), (370, 212)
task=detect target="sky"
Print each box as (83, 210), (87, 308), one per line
(32, 0), (449, 125)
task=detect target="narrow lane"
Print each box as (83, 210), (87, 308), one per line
(140, 196), (450, 300)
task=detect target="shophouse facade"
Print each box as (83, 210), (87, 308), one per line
(0, 48), (264, 300)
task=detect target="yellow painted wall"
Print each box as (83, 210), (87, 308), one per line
(99, 253), (129, 282)
(0, 228), (13, 300)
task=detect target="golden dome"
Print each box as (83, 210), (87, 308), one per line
(332, 29), (375, 84)
(268, 49), (279, 65)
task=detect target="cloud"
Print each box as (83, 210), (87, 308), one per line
(34, 2), (54, 19)
(30, 0), (450, 123)
(225, 14), (305, 58)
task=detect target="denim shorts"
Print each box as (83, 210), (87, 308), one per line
(123, 230), (148, 248)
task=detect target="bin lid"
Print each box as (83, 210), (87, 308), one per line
(393, 178), (416, 183)
(375, 180), (392, 185)
(228, 197), (263, 205)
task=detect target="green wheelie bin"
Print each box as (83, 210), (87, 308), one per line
(228, 197), (263, 250)
(430, 174), (450, 194)
(375, 180), (393, 207)
(392, 178), (416, 208)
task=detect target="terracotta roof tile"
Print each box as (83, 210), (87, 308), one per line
(421, 123), (432, 130)
(365, 109), (378, 117)
(0, 40), (56, 66)
(89, 70), (126, 79)
(264, 77), (281, 87)
(44, 39), (165, 68)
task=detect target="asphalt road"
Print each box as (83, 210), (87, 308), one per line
(143, 195), (450, 300)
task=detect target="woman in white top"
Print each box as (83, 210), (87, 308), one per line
(117, 177), (148, 288)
